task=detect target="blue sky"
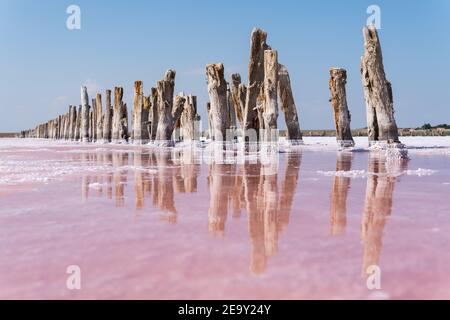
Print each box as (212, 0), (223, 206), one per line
(0, 0), (449, 131)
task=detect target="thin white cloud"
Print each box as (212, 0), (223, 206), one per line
(82, 79), (102, 98)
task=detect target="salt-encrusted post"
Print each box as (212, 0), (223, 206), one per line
(149, 88), (158, 141)
(230, 74), (244, 128)
(278, 64), (302, 143)
(227, 84), (237, 129)
(361, 26), (400, 145)
(89, 109), (94, 141)
(132, 81), (150, 144)
(112, 86), (128, 143)
(243, 28), (270, 138)
(155, 70), (185, 146)
(103, 90), (113, 142)
(206, 102), (213, 139)
(329, 68), (354, 148)
(180, 95), (199, 141)
(81, 86), (90, 142)
(95, 93), (103, 143)
(75, 106), (81, 141)
(262, 50), (279, 141)
(91, 98), (97, 141)
(143, 95), (151, 141)
(206, 63), (229, 142)
(69, 105), (77, 140)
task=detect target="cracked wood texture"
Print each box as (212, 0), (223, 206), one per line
(243, 28), (270, 135)
(361, 26), (399, 144)
(263, 50), (279, 140)
(206, 63), (229, 141)
(278, 64), (302, 141)
(81, 86), (90, 142)
(329, 68), (354, 147)
(155, 70), (185, 143)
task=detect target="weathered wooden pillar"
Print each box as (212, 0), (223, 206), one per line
(329, 68), (354, 148)
(91, 98), (97, 141)
(149, 87), (158, 141)
(69, 105), (77, 140)
(155, 70), (185, 146)
(278, 64), (302, 142)
(180, 95), (199, 141)
(112, 87), (128, 143)
(132, 81), (150, 144)
(227, 84), (237, 129)
(361, 26), (400, 144)
(230, 74), (245, 128)
(95, 93), (103, 142)
(74, 106), (81, 141)
(89, 109), (94, 141)
(206, 63), (229, 142)
(262, 50), (279, 141)
(80, 86), (90, 142)
(243, 28), (270, 138)
(64, 111), (70, 140)
(206, 102), (213, 139)
(143, 95), (151, 141)
(103, 89), (113, 142)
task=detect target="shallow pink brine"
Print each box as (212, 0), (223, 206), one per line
(1, 137), (450, 300)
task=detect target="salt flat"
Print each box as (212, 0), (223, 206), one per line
(0, 137), (449, 299)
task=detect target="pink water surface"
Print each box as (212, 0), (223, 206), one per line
(1, 139), (450, 299)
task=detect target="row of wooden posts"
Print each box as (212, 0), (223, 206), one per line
(21, 26), (401, 148)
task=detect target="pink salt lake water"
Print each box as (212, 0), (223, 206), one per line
(1, 137), (450, 300)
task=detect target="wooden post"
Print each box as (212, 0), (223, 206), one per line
(150, 87), (158, 141)
(81, 86), (90, 142)
(95, 93), (103, 142)
(89, 108), (94, 141)
(361, 26), (400, 144)
(103, 90), (113, 142)
(206, 102), (213, 140)
(75, 106), (81, 141)
(69, 105), (77, 140)
(155, 70), (185, 146)
(243, 28), (270, 138)
(143, 95), (151, 141)
(262, 50), (279, 141)
(180, 95), (199, 141)
(227, 84), (237, 129)
(329, 68), (354, 148)
(278, 64), (302, 142)
(206, 63), (229, 142)
(230, 74), (244, 128)
(132, 81), (150, 144)
(91, 98), (97, 141)
(112, 86), (128, 143)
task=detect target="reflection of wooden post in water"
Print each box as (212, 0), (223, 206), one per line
(134, 151), (144, 210)
(173, 147), (199, 193)
(81, 152), (90, 201)
(361, 153), (407, 277)
(207, 162), (236, 235)
(113, 151), (128, 207)
(261, 161), (279, 257)
(104, 152), (113, 200)
(330, 152), (353, 235)
(244, 162), (266, 273)
(278, 151), (302, 232)
(153, 151), (177, 222)
(244, 152), (301, 274)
